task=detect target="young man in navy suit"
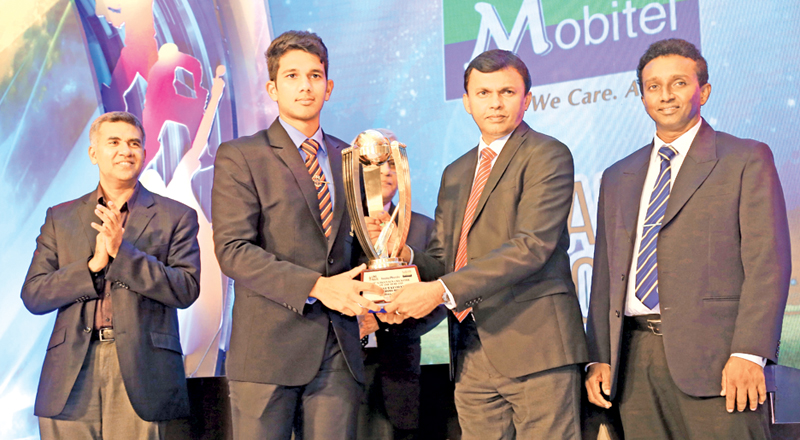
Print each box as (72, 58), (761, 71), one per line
(212, 31), (383, 440)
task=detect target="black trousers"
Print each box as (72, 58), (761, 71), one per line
(228, 324), (362, 440)
(617, 317), (771, 440)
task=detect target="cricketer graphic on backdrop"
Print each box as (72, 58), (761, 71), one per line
(443, 0), (701, 100)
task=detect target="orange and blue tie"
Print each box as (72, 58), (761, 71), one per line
(453, 147), (498, 322)
(635, 145), (678, 309)
(300, 139), (333, 238)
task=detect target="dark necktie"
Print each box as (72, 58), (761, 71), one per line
(635, 145), (678, 309)
(300, 139), (333, 238)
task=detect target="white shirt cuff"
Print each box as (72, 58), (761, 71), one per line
(407, 246), (414, 265)
(731, 353), (766, 368)
(438, 279), (457, 309)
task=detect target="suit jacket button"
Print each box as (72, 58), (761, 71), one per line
(621, 274), (626, 281)
(84, 327), (91, 333)
(615, 311), (620, 318)
(328, 257), (334, 264)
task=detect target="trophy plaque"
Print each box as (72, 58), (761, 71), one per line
(343, 129), (420, 305)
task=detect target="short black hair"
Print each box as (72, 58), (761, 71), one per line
(266, 30), (329, 81)
(89, 111), (145, 146)
(637, 38), (708, 94)
(464, 49), (531, 93)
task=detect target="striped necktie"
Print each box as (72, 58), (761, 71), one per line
(453, 147), (498, 323)
(300, 139), (333, 238)
(635, 145), (678, 309)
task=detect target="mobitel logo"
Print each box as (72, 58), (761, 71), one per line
(443, 0), (701, 100)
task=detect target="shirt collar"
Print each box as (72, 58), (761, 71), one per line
(478, 131), (512, 158)
(653, 118), (702, 159)
(95, 181), (140, 212)
(279, 117), (326, 155)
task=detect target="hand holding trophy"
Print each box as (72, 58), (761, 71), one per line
(342, 129), (420, 307)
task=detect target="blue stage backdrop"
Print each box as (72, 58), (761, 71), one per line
(0, 1), (798, 438)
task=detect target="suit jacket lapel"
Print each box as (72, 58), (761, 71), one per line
(471, 122), (528, 223)
(325, 133), (345, 253)
(122, 186), (156, 246)
(620, 145), (651, 241)
(78, 192), (100, 255)
(662, 120), (718, 228)
(268, 120), (325, 235)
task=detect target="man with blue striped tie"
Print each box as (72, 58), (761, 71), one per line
(585, 39), (790, 440)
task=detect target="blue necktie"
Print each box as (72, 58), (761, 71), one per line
(635, 145), (678, 309)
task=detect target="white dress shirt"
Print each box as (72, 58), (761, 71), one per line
(278, 118), (333, 305)
(624, 120), (699, 316)
(278, 117), (335, 208)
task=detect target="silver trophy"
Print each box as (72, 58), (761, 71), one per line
(342, 129), (419, 304)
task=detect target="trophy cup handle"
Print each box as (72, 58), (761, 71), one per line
(390, 142), (412, 259)
(342, 146), (380, 261)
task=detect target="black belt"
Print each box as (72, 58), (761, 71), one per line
(91, 327), (115, 342)
(625, 315), (662, 336)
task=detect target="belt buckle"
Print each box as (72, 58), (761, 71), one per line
(646, 319), (662, 336)
(99, 328), (115, 342)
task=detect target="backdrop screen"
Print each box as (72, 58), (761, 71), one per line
(1, 1), (798, 438)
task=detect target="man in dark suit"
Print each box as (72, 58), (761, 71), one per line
(585, 39), (790, 440)
(382, 50), (587, 439)
(211, 31), (382, 440)
(21, 111), (201, 439)
(356, 137), (447, 440)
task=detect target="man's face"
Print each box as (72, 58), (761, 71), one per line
(266, 50), (333, 132)
(641, 55), (711, 143)
(89, 121), (144, 188)
(462, 67), (532, 144)
(380, 160), (398, 206)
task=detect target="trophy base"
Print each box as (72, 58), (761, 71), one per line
(361, 264), (420, 306)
